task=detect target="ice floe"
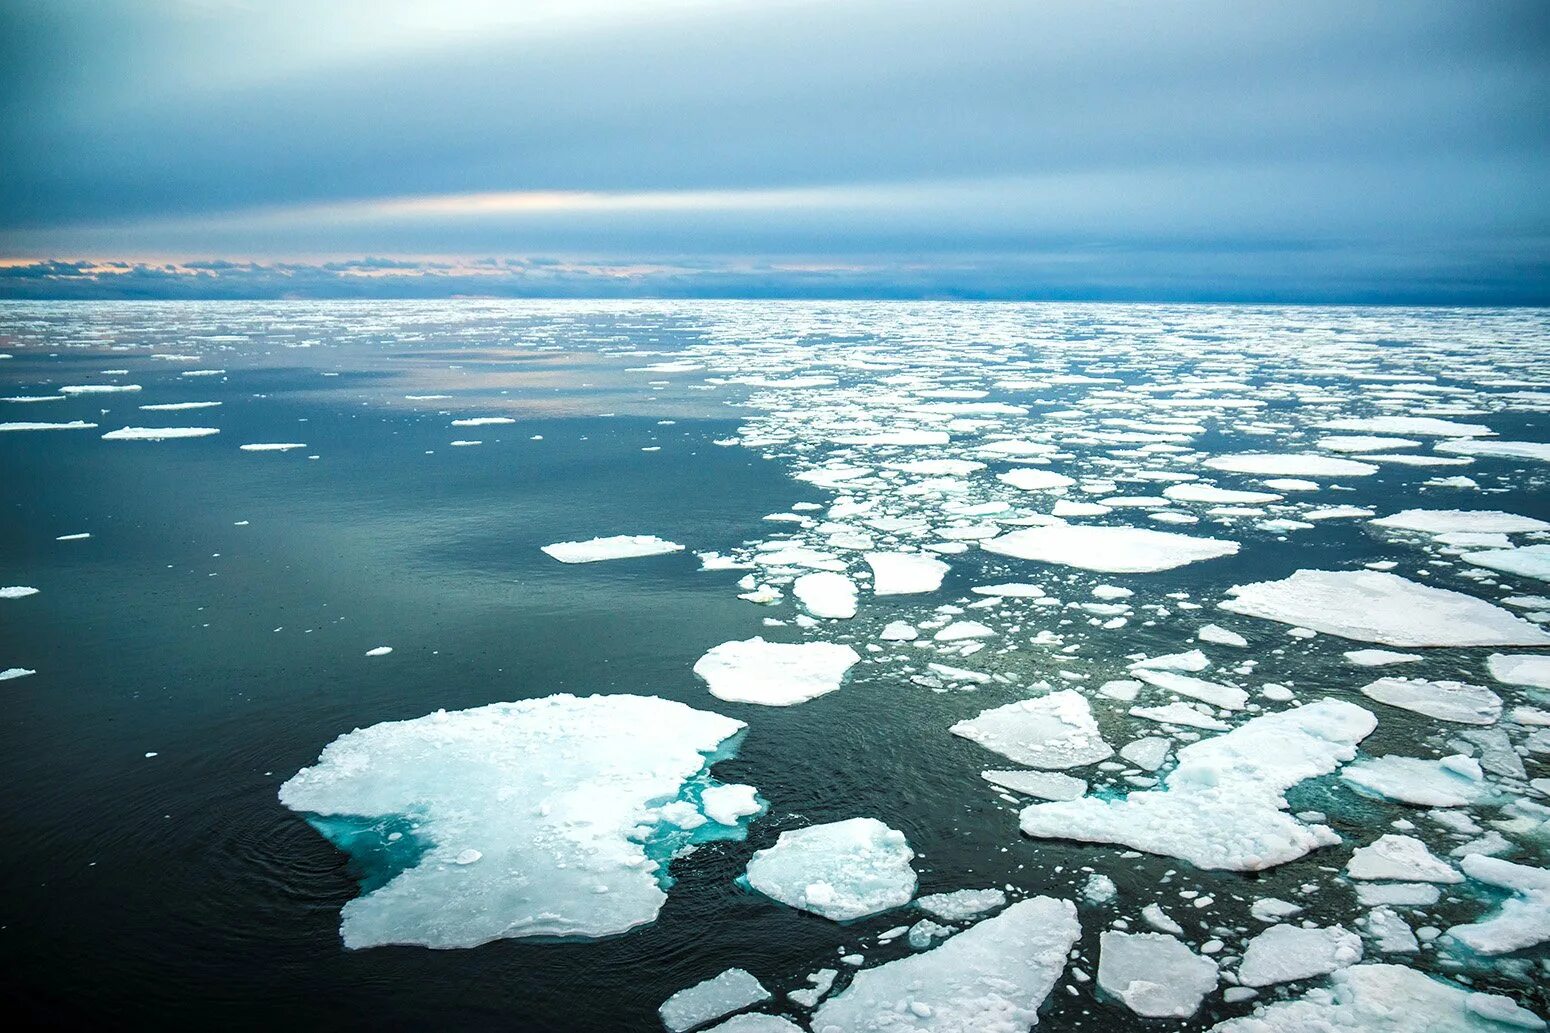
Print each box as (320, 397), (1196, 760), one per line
(660, 968), (771, 1033)
(950, 689), (1113, 769)
(1346, 834), (1461, 883)
(694, 638), (860, 706)
(865, 552), (949, 595)
(1236, 923), (1362, 987)
(1358, 678), (1502, 725)
(101, 426), (220, 440)
(1341, 754), (1494, 807)
(1097, 931), (1218, 1017)
(1446, 855), (1550, 955)
(982, 524), (1238, 573)
(793, 572), (859, 618)
(541, 534), (685, 563)
(743, 818), (916, 921)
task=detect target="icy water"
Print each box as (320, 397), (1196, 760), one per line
(1, 301), (1547, 1031)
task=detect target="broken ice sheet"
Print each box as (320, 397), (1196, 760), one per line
(540, 534), (685, 563)
(950, 689), (1113, 769)
(279, 694), (759, 949)
(693, 637), (860, 706)
(742, 817), (916, 921)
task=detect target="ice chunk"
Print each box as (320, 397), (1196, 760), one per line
(1446, 855), (1550, 955)
(1133, 669), (1248, 710)
(0, 420), (98, 432)
(1131, 649), (1210, 672)
(364, 646), (393, 657)
(1363, 906), (1418, 953)
(982, 524), (1238, 573)
(1371, 510), (1550, 535)
(1129, 702), (1229, 730)
(0, 667), (37, 680)
(743, 817), (915, 921)
(240, 442), (307, 452)
(1199, 624), (1248, 647)
(1436, 439), (1550, 462)
(810, 896), (1079, 1033)
(997, 469), (1075, 491)
(694, 638), (860, 706)
(0, 586), (40, 599)
(701, 784), (763, 826)
(450, 416), (516, 426)
(101, 426), (220, 440)
(1341, 755), (1494, 807)
(659, 968), (771, 1032)
(278, 693), (753, 949)
(1210, 963), (1545, 1032)
(950, 690), (1114, 769)
(1237, 924), (1362, 987)
(1203, 453), (1378, 477)
(1119, 737), (1171, 771)
(1358, 678), (1501, 725)
(1487, 653), (1550, 690)
(1346, 650), (1422, 667)
(702, 1017), (802, 1033)
(866, 552), (949, 595)
(879, 621), (919, 641)
(916, 888), (1007, 922)
(541, 534), (685, 563)
(1164, 483), (1282, 504)
(794, 572), (858, 619)
(1143, 903), (1184, 934)
(1221, 570), (1550, 647)
(1461, 544), (1550, 582)
(1321, 416), (1495, 437)
(1346, 834), (1461, 883)
(1020, 700), (1377, 871)
(1098, 931), (1218, 1017)
(980, 769), (1087, 800)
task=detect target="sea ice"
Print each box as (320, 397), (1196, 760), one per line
(0, 420), (98, 432)
(278, 693), (755, 949)
(1346, 650), (1423, 667)
(1487, 653), (1550, 690)
(541, 534), (685, 562)
(1199, 624), (1248, 647)
(0, 586), (40, 599)
(694, 638), (860, 706)
(1436, 439), (1550, 462)
(101, 426), (220, 440)
(1220, 570), (1550, 647)
(702, 1017), (802, 1033)
(1358, 678), (1501, 725)
(981, 769), (1087, 801)
(997, 469), (1074, 492)
(1371, 510), (1550, 535)
(916, 888), (1006, 922)
(1097, 931), (1218, 1018)
(1203, 453), (1379, 477)
(1320, 416), (1495, 437)
(1237, 924), (1363, 987)
(809, 896), (1080, 1033)
(1133, 669), (1248, 710)
(982, 524), (1238, 573)
(1446, 855), (1550, 955)
(743, 817), (916, 921)
(1020, 700), (1377, 870)
(865, 552), (949, 595)
(1341, 755), (1494, 807)
(240, 442), (308, 452)
(950, 690), (1114, 769)
(1346, 835), (1462, 883)
(659, 968), (771, 1033)
(1461, 545), (1550, 582)
(793, 572), (858, 619)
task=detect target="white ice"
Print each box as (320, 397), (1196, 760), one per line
(982, 524), (1238, 573)
(1098, 931), (1218, 1017)
(916, 888), (1006, 922)
(541, 534), (685, 563)
(1461, 544), (1550, 582)
(101, 426), (220, 440)
(1358, 678), (1501, 725)
(1237, 924), (1363, 988)
(1371, 510), (1549, 535)
(1203, 453), (1378, 477)
(659, 968), (772, 1033)
(1341, 755), (1494, 807)
(950, 690), (1113, 769)
(1446, 855), (1550, 956)
(694, 638), (860, 706)
(794, 572), (859, 619)
(866, 552), (949, 595)
(1346, 834), (1462, 883)
(1488, 653), (1550, 690)
(743, 817), (916, 921)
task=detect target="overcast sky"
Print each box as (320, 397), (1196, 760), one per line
(2, 0), (1546, 301)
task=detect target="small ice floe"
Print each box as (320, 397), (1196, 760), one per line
(1163, 483), (1282, 504)
(1435, 439), (1550, 462)
(101, 426), (220, 440)
(1202, 453), (1378, 477)
(239, 443), (308, 452)
(1371, 509), (1550, 535)
(1446, 855), (1550, 955)
(0, 420), (98, 432)
(811, 897), (1079, 1032)
(699, 783), (761, 826)
(1129, 702), (1228, 730)
(450, 417), (516, 426)
(1020, 700), (1377, 870)
(982, 524), (1238, 573)
(1461, 544), (1550, 582)
(1236, 924), (1362, 987)
(693, 637), (859, 706)
(951, 690), (1113, 769)
(1220, 570), (1550, 647)
(140, 401), (221, 411)
(998, 469), (1075, 491)
(1320, 416), (1495, 437)
(1, 395), (66, 403)
(792, 572), (857, 619)
(278, 693), (753, 948)
(1346, 834), (1461, 883)
(0, 586), (40, 599)
(1358, 677), (1501, 725)
(879, 621), (919, 641)
(179, 369), (225, 377)
(658, 968), (770, 1033)
(1097, 931), (1218, 1018)
(1345, 649), (1422, 667)
(1131, 649), (1209, 673)
(1210, 963), (1544, 1032)
(1487, 653), (1550, 690)
(448, 439), (481, 446)
(1363, 906), (1419, 953)
(364, 646), (393, 657)
(1132, 670), (1248, 711)
(1341, 754), (1494, 807)
(743, 817), (916, 920)
(55, 533), (91, 541)
(0, 668), (37, 680)
(981, 769), (1087, 801)
(1197, 624), (1247, 647)
(865, 552), (949, 595)
(1119, 737), (1171, 771)
(60, 384), (142, 394)
(540, 534), (684, 563)
(915, 888), (1006, 922)
(1317, 435), (1422, 453)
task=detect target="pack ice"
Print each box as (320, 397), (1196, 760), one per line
(810, 896), (1080, 1032)
(279, 693), (758, 949)
(1020, 700), (1377, 870)
(1220, 570), (1550, 647)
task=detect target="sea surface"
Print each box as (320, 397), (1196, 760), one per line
(1, 301), (1547, 1030)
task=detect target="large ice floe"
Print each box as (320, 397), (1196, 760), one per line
(1211, 963), (1544, 1032)
(1220, 570), (1550, 647)
(981, 524), (1239, 573)
(694, 637), (861, 706)
(540, 534), (685, 563)
(1019, 700), (1377, 870)
(278, 693), (760, 949)
(809, 896), (1080, 1032)
(742, 817), (916, 921)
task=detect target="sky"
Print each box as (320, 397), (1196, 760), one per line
(1, 0), (1547, 302)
